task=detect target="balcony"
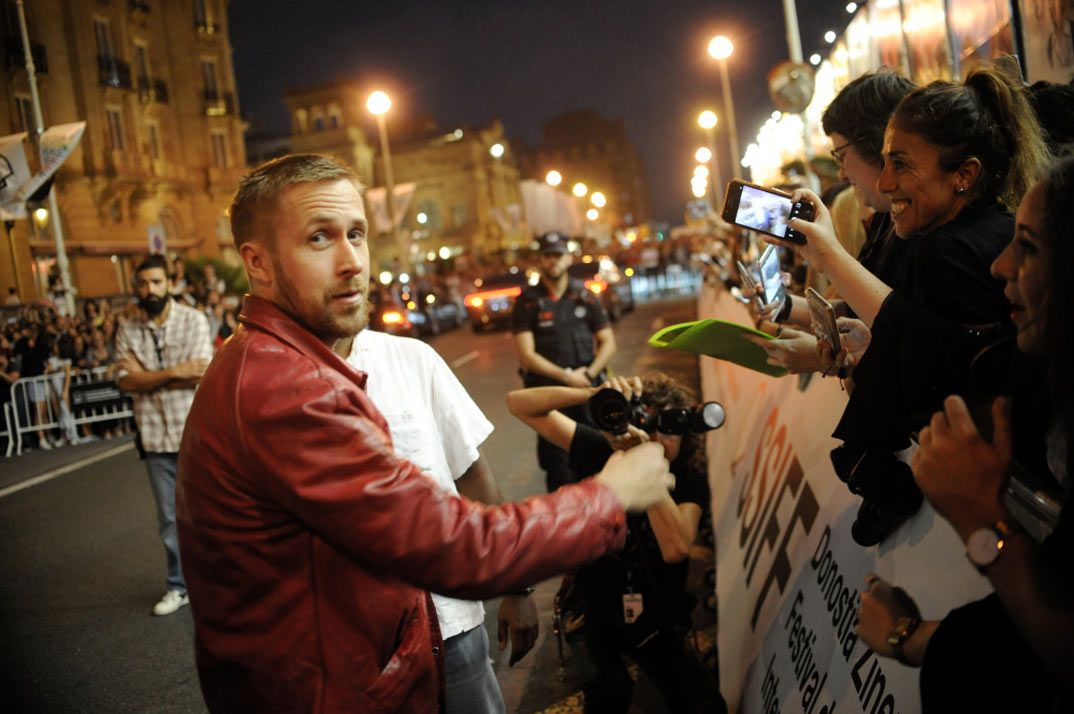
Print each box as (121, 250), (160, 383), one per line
(3, 37), (47, 73)
(98, 55), (132, 90)
(202, 90), (236, 117)
(137, 77), (169, 104)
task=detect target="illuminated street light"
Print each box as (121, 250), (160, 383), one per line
(489, 142), (505, 159)
(698, 110), (717, 130)
(438, 246), (451, 260)
(693, 165), (709, 179)
(691, 181), (707, 199)
(695, 147), (712, 163)
(824, 30), (837, 43)
(545, 170), (562, 186)
(416, 212), (428, 225)
(379, 271), (393, 285)
(586, 208), (599, 221)
(706, 35), (741, 179)
(33, 206), (49, 227)
(367, 90), (407, 270)
(707, 35), (733, 61)
(366, 90), (391, 115)
(590, 191), (606, 208)
(846, 2), (857, 12)
(572, 182), (588, 198)
(810, 53), (821, 66)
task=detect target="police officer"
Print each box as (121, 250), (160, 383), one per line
(512, 232), (617, 491)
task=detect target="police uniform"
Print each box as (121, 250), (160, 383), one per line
(512, 268), (610, 491)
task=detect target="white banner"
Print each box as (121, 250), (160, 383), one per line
(365, 182), (417, 235)
(698, 286), (993, 714)
(0, 132), (31, 220)
(0, 121), (86, 220)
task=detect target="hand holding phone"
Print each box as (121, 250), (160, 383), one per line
(805, 287), (841, 357)
(721, 179), (814, 246)
(735, 260), (765, 311)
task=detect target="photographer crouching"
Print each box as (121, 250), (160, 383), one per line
(507, 374), (727, 714)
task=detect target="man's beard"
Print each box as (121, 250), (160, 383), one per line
(139, 294), (169, 316)
(274, 265), (369, 344)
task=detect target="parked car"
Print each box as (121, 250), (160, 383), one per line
(367, 286), (417, 337)
(398, 285), (465, 337)
(463, 270), (530, 332)
(568, 255), (636, 321)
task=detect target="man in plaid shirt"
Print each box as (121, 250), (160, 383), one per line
(116, 254), (212, 616)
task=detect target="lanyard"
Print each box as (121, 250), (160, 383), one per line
(147, 325), (166, 370)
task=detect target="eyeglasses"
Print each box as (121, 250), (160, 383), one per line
(830, 141), (853, 169)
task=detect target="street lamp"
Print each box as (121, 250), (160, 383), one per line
(695, 147), (712, 163)
(488, 142), (510, 246)
(367, 90), (407, 270)
(707, 35), (742, 179)
(545, 170), (562, 187)
(572, 182), (587, 198)
(697, 110), (723, 211)
(590, 191), (606, 208)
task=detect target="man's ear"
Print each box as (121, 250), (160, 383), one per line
(239, 241), (272, 288)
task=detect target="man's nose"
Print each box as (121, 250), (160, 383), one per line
(336, 240), (364, 276)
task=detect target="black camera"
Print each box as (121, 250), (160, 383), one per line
(585, 388), (725, 436)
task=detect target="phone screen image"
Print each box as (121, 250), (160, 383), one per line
(758, 246), (784, 306)
(735, 185), (793, 239)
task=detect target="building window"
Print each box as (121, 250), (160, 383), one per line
(452, 204), (469, 228)
(201, 59), (218, 97)
(313, 116), (324, 132)
(106, 107), (124, 151)
(146, 121), (161, 160)
(210, 131), (228, 168)
(93, 18), (114, 58)
(194, 0), (216, 31)
(15, 95), (33, 133)
(133, 43), (149, 84)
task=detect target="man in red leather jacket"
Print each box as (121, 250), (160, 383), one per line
(175, 154), (673, 714)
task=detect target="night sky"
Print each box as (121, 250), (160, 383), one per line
(228, 0), (852, 225)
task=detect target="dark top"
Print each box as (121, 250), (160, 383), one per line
(568, 422), (709, 635)
(835, 203), (1015, 447)
(511, 278), (609, 385)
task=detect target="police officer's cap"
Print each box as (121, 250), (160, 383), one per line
(537, 232), (569, 255)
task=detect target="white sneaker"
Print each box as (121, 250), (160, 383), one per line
(152, 590), (189, 616)
(37, 438), (52, 451)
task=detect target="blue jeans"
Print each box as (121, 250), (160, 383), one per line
(145, 453), (185, 593)
(444, 626), (506, 714)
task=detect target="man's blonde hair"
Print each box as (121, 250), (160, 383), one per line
(228, 153), (364, 249)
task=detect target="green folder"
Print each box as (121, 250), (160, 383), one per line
(648, 319), (788, 377)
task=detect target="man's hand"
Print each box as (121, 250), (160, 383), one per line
(563, 367), (593, 388)
(596, 442), (673, 512)
(744, 327), (825, 374)
(170, 357), (210, 381)
(912, 395), (1011, 541)
(116, 355), (143, 374)
(856, 575), (933, 667)
(497, 594), (539, 666)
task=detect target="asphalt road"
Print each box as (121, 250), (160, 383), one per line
(0, 289), (706, 714)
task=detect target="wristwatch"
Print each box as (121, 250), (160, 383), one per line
(966, 520), (1019, 572)
(886, 615), (921, 665)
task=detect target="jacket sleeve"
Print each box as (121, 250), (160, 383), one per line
(238, 359), (626, 599)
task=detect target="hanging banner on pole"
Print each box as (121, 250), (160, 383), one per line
(0, 121), (86, 220)
(364, 182), (417, 235)
(0, 132), (31, 220)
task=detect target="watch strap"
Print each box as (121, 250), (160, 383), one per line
(886, 614), (921, 665)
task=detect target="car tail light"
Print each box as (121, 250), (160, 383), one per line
(464, 286), (521, 307)
(382, 310), (405, 325)
(585, 278), (608, 294)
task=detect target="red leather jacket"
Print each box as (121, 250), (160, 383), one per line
(176, 296), (627, 714)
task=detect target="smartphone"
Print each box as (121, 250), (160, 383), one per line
(735, 260), (765, 310)
(757, 244), (786, 310)
(805, 287), (841, 355)
(721, 179), (814, 245)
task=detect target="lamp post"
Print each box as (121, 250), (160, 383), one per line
(367, 90), (407, 271)
(17, 0), (72, 312)
(488, 142), (510, 247)
(697, 111), (723, 212)
(708, 35), (742, 179)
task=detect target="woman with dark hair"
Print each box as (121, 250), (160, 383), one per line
(767, 64), (1049, 545)
(854, 152), (1074, 713)
(507, 373), (724, 714)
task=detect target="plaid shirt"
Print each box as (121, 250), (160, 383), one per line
(115, 300), (212, 453)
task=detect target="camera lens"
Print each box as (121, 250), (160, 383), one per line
(585, 389), (631, 434)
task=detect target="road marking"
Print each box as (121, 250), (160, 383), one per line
(0, 442), (134, 499)
(451, 350), (479, 369)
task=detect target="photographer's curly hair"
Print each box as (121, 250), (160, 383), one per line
(638, 372), (708, 474)
(890, 65), (1049, 212)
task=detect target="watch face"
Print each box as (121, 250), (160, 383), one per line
(967, 526), (1002, 567)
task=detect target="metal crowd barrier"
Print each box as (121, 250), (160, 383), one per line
(6, 367), (133, 457)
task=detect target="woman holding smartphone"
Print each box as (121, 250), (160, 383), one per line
(507, 374), (725, 714)
(853, 152), (1074, 713)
